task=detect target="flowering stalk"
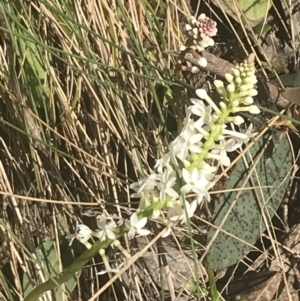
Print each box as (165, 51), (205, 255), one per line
(66, 53), (260, 285)
(64, 19), (261, 301)
(131, 54), (260, 220)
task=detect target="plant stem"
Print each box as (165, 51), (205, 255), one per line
(204, 259), (221, 301)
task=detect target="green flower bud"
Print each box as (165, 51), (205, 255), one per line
(243, 96), (254, 104)
(227, 84), (235, 93)
(233, 69), (240, 77)
(235, 77), (242, 85)
(225, 73), (234, 83)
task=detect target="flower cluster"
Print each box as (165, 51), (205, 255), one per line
(185, 14), (218, 51)
(130, 55), (259, 235)
(180, 14), (218, 72)
(66, 54), (260, 275)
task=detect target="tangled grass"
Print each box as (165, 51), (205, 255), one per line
(1, 0), (300, 301)
(0, 1), (197, 300)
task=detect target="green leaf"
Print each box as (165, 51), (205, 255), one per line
(184, 282), (208, 295)
(147, 50), (158, 62)
(20, 42), (44, 81)
(207, 131), (292, 270)
(23, 230), (126, 301)
(238, 0), (272, 21)
(23, 241), (80, 300)
(163, 86), (173, 107)
(279, 71), (300, 105)
(293, 71), (300, 86)
(281, 86), (300, 105)
(17, 33), (50, 108)
(252, 22), (272, 35)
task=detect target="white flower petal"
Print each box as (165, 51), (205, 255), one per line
(137, 229), (151, 236)
(136, 216), (147, 228)
(162, 227), (172, 238)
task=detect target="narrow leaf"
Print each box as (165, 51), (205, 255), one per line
(23, 241), (80, 300)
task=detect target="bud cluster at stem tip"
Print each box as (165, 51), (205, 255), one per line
(185, 14), (218, 51)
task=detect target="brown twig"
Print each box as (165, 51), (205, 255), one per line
(184, 50), (290, 109)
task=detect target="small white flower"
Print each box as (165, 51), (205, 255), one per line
(181, 168), (203, 194)
(228, 123), (258, 148)
(155, 151), (178, 173)
(214, 80), (224, 89)
(232, 104), (260, 114)
(167, 200), (198, 225)
(209, 144), (231, 166)
(190, 16), (198, 25)
(235, 77), (242, 85)
(181, 168), (213, 203)
(130, 174), (160, 195)
(180, 44), (187, 51)
(200, 162), (218, 181)
(232, 116), (244, 125)
(96, 217), (117, 241)
(66, 223), (92, 246)
(213, 138), (237, 152)
(181, 168), (211, 202)
(225, 73), (234, 83)
(242, 96), (254, 105)
(196, 88), (208, 99)
(233, 69), (240, 77)
(223, 129), (251, 141)
(244, 123), (258, 139)
(189, 98), (212, 126)
(125, 212), (151, 239)
(137, 190), (155, 210)
(162, 227), (172, 238)
(198, 13), (206, 21)
(181, 108), (193, 128)
(185, 24), (192, 31)
(249, 89), (258, 96)
(199, 35), (214, 47)
(170, 129), (202, 161)
(151, 209), (161, 219)
(157, 169), (179, 202)
(227, 84), (235, 93)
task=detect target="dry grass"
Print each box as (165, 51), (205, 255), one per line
(0, 1), (196, 300)
(0, 0), (299, 301)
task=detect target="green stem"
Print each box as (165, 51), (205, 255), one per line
(207, 267), (221, 301)
(204, 258), (221, 301)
